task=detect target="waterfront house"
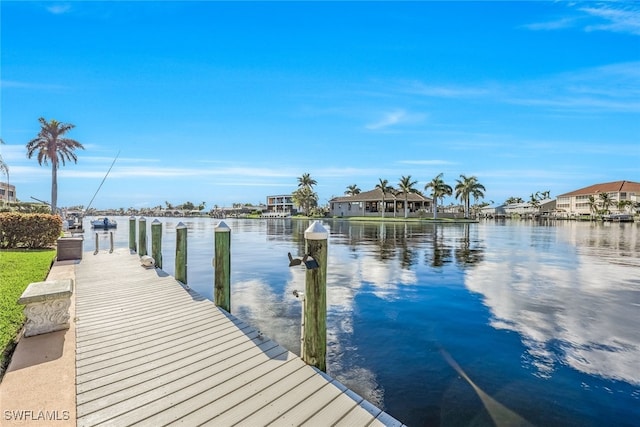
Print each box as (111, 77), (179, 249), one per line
(266, 194), (298, 216)
(556, 180), (640, 217)
(0, 182), (16, 202)
(329, 188), (432, 218)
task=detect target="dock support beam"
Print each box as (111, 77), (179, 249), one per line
(175, 222), (187, 284)
(214, 221), (231, 313)
(129, 216), (137, 252)
(151, 219), (163, 269)
(303, 221), (328, 372)
(138, 217), (147, 256)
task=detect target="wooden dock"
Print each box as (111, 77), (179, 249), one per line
(74, 248), (404, 426)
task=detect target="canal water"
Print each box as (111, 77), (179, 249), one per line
(84, 217), (640, 426)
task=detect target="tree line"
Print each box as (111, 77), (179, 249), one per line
(341, 173), (486, 219)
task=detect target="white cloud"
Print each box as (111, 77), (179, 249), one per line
(365, 109), (426, 130)
(398, 160), (456, 166)
(0, 80), (68, 91)
(521, 17), (577, 31)
(523, 3), (640, 36)
(408, 82), (491, 98)
(46, 4), (72, 15)
(581, 4), (640, 36)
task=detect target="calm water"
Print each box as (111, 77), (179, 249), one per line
(84, 217), (640, 427)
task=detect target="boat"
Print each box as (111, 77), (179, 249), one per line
(63, 210), (85, 233)
(603, 214), (634, 222)
(91, 217), (117, 229)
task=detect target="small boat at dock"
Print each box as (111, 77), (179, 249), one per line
(91, 217), (117, 229)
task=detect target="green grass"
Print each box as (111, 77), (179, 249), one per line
(0, 249), (56, 371)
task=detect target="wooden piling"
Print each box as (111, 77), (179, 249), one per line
(175, 222), (187, 284)
(94, 232), (99, 255)
(214, 221), (231, 313)
(303, 221), (328, 372)
(151, 219), (163, 269)
(129, 216), (136, 252)
(138, 217), (147, 256)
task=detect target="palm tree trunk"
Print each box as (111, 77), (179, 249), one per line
(404, 195), (408, 218)
(433, 199), (438, 220)
(51, 162), (58, 214)
(381, 197), (385, 218)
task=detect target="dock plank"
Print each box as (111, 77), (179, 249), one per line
(74, 249), (405, 426)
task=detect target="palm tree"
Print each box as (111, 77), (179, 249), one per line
(397, 175), (420, 218)
(598, 192), (613, 215)
(617, 199), (632, 214)
(424, 173), (452, 220)
(292, 186), (318, 216)
(294, 173), (318, 216)
(344, 184), (361, 196)
(587, 195), (598, 219)
(375, 178), (394, 218)
(26, 118), (84, 213)
(505, 196), (524, 205)
(0, 138), (9, 202)
(297, 173), (317, 190)
(455, 175), (486, 219)
(529, 193), (541, 216)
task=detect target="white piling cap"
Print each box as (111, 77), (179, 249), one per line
(304, 221), (328, 240)
(176, 222), (187, 229)
(152, 219), (161, 224)
(215, 220), (231, 232)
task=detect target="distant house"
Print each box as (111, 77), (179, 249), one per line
(329, 188), (431, 218)
(0, 182), (16, 202)
(503, 199), (556, 216)
(556, 180), (640, 216)
(266, 194), (298, 216)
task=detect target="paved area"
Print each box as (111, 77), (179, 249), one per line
(0, 259), (77, 426)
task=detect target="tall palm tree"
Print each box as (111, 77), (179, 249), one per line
(598, 192), (613, 215)
(344, 184), (361, 196)
(375, 178), (394, 218)
(424, 173), (452, 220)
(292, 186), (318, 216)
(455, 175), (486, 219)
(529, 193), (541, 215)
(26, 117), (84, 214)
(297, 173), (317, 190)
(0, 138), (9, 202)
(587, 195), (598, 219)
(397, 175), (419, 218)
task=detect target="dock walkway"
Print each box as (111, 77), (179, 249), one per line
(75, 248), (403, 426)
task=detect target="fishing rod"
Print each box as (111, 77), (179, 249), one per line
(85, 150), (120, 213)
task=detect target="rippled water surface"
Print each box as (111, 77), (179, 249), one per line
(84, 217), (640, 426)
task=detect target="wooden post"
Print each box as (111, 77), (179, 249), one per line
(303, 221), (328, 372)
(138, 217), (147, 256)
(94, 232), (99, 255)
(214, 221), (231, 312)
(175, 222), (187, 284)
(129, 216), (136, 252)
(109, 231), (114, 253)
(151, 219), (163, 269)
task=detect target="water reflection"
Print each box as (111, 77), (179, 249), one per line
(466, 222), (640, 386)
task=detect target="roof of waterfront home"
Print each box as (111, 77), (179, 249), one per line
(330, 188), (431, 203)
(558, 181), (640, 197)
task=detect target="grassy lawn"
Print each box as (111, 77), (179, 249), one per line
(0, 249), (56, 372)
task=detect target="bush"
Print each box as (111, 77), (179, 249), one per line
(0, 213), (63, 249)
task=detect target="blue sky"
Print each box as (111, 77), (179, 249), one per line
(1, 1), (638, 210)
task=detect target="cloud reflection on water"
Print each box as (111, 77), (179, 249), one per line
(465, 223), (640, 386)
